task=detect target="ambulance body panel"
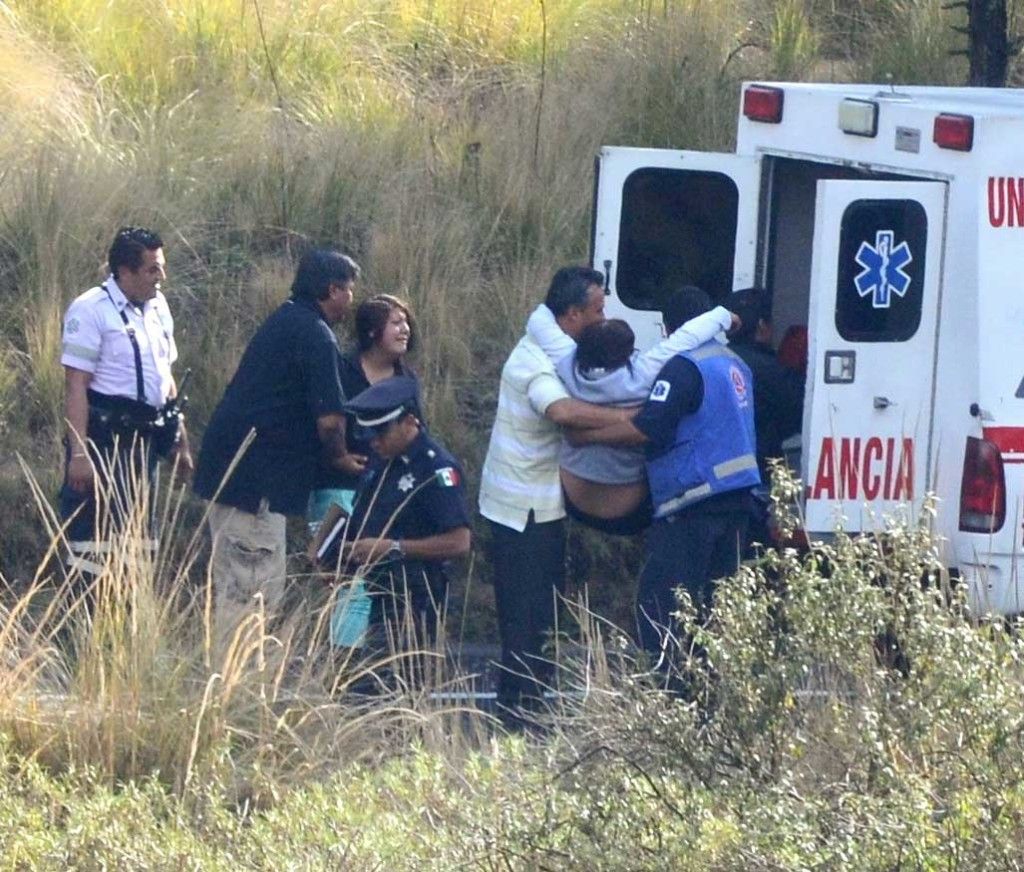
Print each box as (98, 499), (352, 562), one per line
(592, 81), (1024, 614)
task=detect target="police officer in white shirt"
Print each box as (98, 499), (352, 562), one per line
(59, 227), (192, 581)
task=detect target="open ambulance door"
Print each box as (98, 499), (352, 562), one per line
(591, 147), (761, 351)
(803, 180), (948, 533)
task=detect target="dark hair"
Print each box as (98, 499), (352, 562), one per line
(355, 293), (417, 354)
(108, 226), (163, 278)
(290, 249), (361, 301)
(576, 319), (635, 374)
(728, 287), (772, 342)
(662, 285), (712, 334)
(544, 266), (605, 317)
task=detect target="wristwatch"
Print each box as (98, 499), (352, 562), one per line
(386, 539), (405, 560)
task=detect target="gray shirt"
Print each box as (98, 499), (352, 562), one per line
(526, 303), (733, 485)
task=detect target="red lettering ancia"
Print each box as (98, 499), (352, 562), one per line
(812, 436), (914, 502)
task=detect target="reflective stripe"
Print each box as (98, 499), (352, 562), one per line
(654, 483), (713, 518)
(713, 453), (758, 479)
(355, 405), (407, 428)
(63, 342), (101, 362)
(68, 539), (158, 554)
(66, 556), (105, 576)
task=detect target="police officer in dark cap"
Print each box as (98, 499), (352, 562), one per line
(317, 376), (471, 647)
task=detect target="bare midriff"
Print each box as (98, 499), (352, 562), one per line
(559, 468), (647, 519)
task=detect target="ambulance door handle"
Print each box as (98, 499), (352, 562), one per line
(873, 395), (894, 410)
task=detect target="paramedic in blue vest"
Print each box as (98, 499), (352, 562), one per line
(569, 286), (760, 656)
(59, 226), (191, 582)
(317, 376), (471, 647)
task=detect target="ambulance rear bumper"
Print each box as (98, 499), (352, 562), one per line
(960, 559), (1024, 617)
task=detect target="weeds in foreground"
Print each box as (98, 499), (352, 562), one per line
(0, 453), (490, 799)
(2, 454), (1024, 867)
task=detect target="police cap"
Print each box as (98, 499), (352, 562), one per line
(344, 375), (420, 430)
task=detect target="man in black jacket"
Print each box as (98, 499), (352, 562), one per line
(726, 287), (804, 480)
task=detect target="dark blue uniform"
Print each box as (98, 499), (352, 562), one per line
(325, 428), (469, 642)
(634, 345), (758, 655)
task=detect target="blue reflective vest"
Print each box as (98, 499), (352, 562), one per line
(646, 342), (761, 519)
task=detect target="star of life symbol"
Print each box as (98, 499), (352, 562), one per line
(854, 230), (913, 309)
(398, 473), (416, 493)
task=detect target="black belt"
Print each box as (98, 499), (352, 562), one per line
(87, 389), (159, 433)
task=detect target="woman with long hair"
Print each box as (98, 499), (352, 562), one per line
(308, 293), (420, 527)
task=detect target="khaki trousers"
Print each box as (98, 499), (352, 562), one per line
(207, 500), (287, 651)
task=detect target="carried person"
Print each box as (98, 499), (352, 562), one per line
(59, 226), (192, 587)
(526, 297), (734, 534)
(568, 287), (761, 658)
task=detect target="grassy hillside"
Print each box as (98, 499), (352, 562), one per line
(5, 2), (1024, 865)
(0, 0), (984, 602)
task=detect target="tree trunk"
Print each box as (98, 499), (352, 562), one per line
(968, 0), (1009, 86)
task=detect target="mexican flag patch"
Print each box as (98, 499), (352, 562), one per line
(436, 466), (460, 487)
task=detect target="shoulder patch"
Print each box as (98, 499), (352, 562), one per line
(649, 379), (671, 402)
(436, 467), (461, 487)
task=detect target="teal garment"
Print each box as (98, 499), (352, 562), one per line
(330, 578), (371, 647)
(307, 487), (357, 534)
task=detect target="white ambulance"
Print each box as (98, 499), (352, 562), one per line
(592, 82), (1024, 615)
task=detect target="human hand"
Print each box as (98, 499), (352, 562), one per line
(728, 311), (742, 333)
(337, 453), (369, 476)
(345, 537), (394, 565)
(170, 445), (195, 481)
(67, 454), (93, 493)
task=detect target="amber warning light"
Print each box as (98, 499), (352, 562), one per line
(743, 85), (784, 124)
(933, 113), (974, 152)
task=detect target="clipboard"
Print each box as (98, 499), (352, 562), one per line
(307, 502), (350, 565)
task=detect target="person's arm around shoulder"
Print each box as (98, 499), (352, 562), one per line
(633, 305), (734, 384)
(526, 303), (575, 365)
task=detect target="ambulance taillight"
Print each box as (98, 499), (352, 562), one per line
(743, 86), (784, 124)
(933, 113), (974, 152)
(958, 437), (1006, 533)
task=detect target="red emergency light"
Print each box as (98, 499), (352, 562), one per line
(933, 113), (974, 152)
(743, 85), (784, 124)
(959, 436), (1005, 533)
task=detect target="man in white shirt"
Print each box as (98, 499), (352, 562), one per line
(59, 227), (191, 586)
(479, 266), (630, 717)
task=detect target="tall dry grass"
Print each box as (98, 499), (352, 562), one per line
(0, 0), (983, 608)
(0, 450), (490, 793)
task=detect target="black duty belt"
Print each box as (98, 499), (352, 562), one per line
(87, 388), (159, 433)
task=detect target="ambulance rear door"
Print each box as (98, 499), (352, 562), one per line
(592, 147), (761, 350)
(804, 179), (948, 533)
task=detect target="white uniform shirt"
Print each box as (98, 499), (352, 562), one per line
(61, 275), (177, 408)
(478, 334), (570, 531)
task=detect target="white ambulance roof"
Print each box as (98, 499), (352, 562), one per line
(755, 81), (1024, 120)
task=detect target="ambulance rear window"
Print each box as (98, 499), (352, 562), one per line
(616, 168), (738, 311)
(834, 199), (928, 343)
